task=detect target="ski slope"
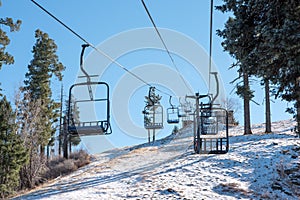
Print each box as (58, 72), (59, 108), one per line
(14, 119), (300, 199)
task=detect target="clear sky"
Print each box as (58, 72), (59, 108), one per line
(1, 0), (291, 153)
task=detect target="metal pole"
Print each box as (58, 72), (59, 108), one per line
(153, 107), (155, 142)
(58, 84), (63, 156)
(195, 93), (200, 153)
(187, 93), (202, 153)
(208, 0), (214, 93)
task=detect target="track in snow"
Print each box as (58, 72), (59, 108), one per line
(13, 119), (300, 200)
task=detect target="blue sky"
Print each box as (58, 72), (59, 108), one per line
(1, 0), (291, 153)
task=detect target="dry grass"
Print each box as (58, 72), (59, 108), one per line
(69, 150), (91, 168)
(43, 150), (91, 180)
(131, 146), (159, 153)
(273, 157), (300, 197)
(219, 182), (252, 196)
(11, 150), (91, 199)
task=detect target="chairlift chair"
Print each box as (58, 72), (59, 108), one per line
(143, 87), (164, 129)
(167, 96), (179, 124)
(67, 81), (111, 136)
(178, 104), (187, 118)
(188, 74), (229, 154)
(200, 103), (220, 135)
(167, 107), (179, 124)
(196, 106), (229, 154)
(143, 104), (164, 129)
(184, 97), (193, 113)
(67, 44), (111, 136)
(190, 0), (229, 154)
(178, 97), (193, 118)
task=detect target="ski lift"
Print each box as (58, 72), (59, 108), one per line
(184, 96), (193, 113)
(183, 0), (229, 154)
(67, 44), (111, 136)
(167, 96), (179, 124)
(197, 105), (229, 154)
(178, 104), (187, 118)
(187, 73), (229, 154)
(200, 102), (219, 135)
(143, 87), (163, 129)
(178, 97), (193, 118)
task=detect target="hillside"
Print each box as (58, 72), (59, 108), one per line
(13, 119), (300, 200)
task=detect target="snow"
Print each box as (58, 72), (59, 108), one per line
(13, 119), (300, 199)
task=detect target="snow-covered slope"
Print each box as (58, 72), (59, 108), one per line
(14, 119), (300, 200)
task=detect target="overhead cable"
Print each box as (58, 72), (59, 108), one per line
(208, 0), (214, 94)
(141, 0), (194, 94)
(30, 0), (173, 97)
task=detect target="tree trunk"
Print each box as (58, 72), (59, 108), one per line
(297, 99), (300, 137)
(63, 116), (68, 159)
(46, 145), (49, 161)
(296, 97), (300, 138)
(40, 146), (45, 160)
(69, 139), (72, 154)
(153, 129), (155, 142)
(243, 72), (252, 135)
(58, 133), (62, 156)
(264, 79), (272, 133)
(297, 77), (300, 137)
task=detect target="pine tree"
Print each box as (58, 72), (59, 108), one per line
(23, 29), (65, 158)
(216, 1), (256, 134)
(0, 1), (22, 95)
(143, 87), (162, 142)
(218, 0), (300, 132)
(0, 96), (28, 198)
(250, 0), (300, 132)
(0, 4), (28, 196)
(0, 10), (21, 68)
(143, 87), (162, 126)
(145, 87), (162, 106)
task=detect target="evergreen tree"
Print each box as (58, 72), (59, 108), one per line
(143, 87), (162, 142)
(23, 29), (65, 158)
(249, 0), (300, 132)
(217, 0), (300, 132)
(0, 1), (22, 95)
(0, 96), (28, 198)
(143, 87), (162, 126)
(216, 0), (256, 134)
(0, 5), (21, 68)
(145, 87), (162, 106)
